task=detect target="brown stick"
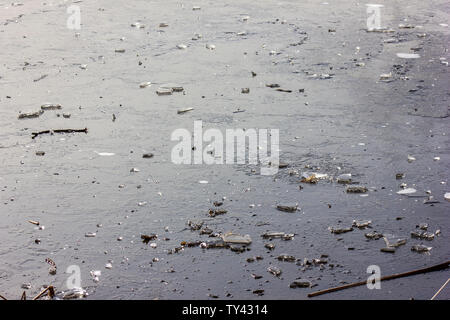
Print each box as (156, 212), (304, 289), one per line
(31, 128), (88, 139)
(308, 260), (450, 298)
(431, 278), (450, 300)
(0, 294), (7, 300)
(32, 286), (54, 300)
(47, 286), (55, 299)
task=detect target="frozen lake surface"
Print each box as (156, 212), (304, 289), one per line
(0, 0), (449, 299)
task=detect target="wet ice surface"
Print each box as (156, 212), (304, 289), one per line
(0, 0), (449, 300)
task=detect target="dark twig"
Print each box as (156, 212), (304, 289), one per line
(31, 128), (88, 139)
(308, 260), (450, 298)
(407, 112), (450, 119)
